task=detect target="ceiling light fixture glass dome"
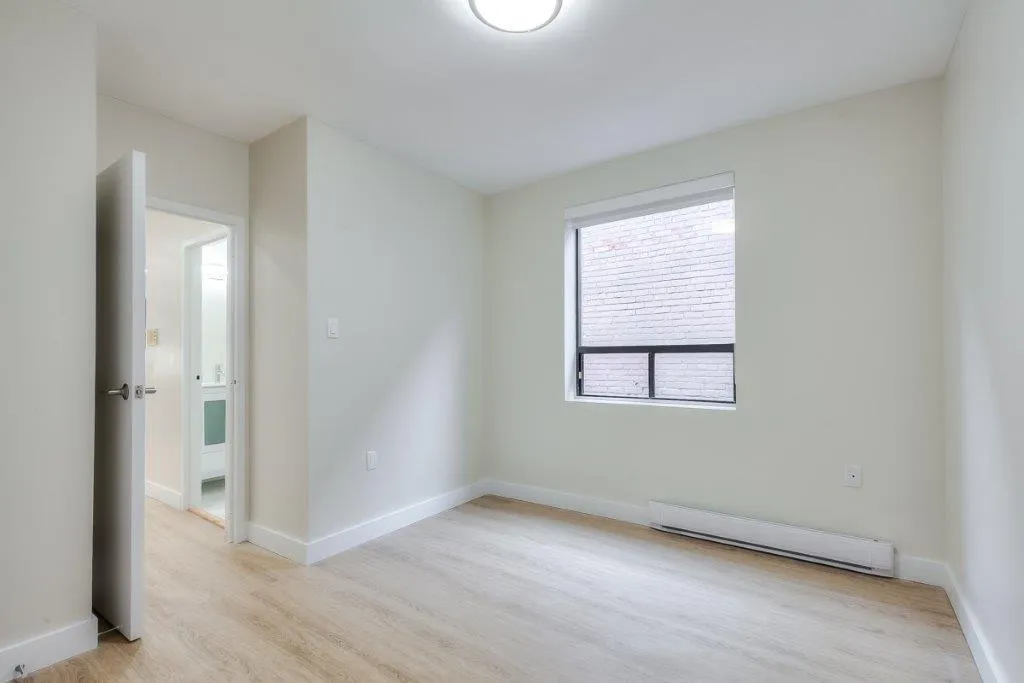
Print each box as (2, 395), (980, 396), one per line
(469, 0), (563, 33)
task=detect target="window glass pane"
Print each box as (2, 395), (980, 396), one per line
(579, 198), (735, 347)
(582, 354), (648, 398)
(654, 353), (734, 403)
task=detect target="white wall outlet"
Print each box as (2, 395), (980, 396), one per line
(326, 317), (340, 339)
(366, 450), (378, 471)
(844, 464), (863, 488)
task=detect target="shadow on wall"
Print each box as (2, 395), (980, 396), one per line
(956, 292), (1020, 643)
(307, 313), (477, 538)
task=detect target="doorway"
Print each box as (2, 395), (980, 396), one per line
(143, 201), (247, 541)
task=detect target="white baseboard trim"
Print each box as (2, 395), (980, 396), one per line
(481, 479), (649, 525)
(247, 482), (488, 566)
(941, 567), (1008, 683)
(0, 615), (97, 682)
(145, 480), (183, 511)
(247, 523), (308, 565)
(888, 555), (1006, 682)
(895, 554), (950, 587)
(305, 482), (487, 564)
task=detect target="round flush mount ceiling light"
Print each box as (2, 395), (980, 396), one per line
(470, 0), (563, 33)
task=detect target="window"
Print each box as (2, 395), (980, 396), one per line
(567, 173), (736, 405)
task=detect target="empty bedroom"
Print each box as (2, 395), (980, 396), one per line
(0, 0), (1019, 681)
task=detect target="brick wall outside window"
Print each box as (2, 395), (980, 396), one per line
(578, 198), (735, 401)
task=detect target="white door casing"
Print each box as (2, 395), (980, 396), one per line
(154, 197), (248, 545)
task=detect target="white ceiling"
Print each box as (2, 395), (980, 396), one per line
(67, 0), (967, 193)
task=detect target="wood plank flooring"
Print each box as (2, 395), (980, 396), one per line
(34, 496), (980, 682)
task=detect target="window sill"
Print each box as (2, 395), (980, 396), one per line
(566, 395), (736, 411)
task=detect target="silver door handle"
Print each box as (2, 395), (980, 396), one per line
(132, 384), (157, 399)
(105, 383), (130, 400)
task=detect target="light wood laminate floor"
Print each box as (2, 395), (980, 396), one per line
(35, 496), (980, 682)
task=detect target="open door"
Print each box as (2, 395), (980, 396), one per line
(94, 151), (147, 641)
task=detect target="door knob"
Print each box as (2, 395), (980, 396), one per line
(105, 383), (130, 401)
(133, 385), (157, 399)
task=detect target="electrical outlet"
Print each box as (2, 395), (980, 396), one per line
(844, 464), (863, 488)
(366, 450), (378, 471)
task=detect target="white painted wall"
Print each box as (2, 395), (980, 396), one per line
(249, 119), (310, 541)
(943, 0), (1024, 679)
(98, 96), (248, 218)
(484, 81), (945, 559)
(144, 211), (226, 499)
(305, 119), (485, 541)
(0, 0), (96, 652)
(247, 117), (484, 546)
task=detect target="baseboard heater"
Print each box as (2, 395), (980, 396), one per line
(649, 501), (895, 577)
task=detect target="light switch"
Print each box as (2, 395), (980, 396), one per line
(146, 328), (159, 347)
(326, 317), (340, 339)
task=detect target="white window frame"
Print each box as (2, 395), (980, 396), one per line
(563, 171), (736, 407)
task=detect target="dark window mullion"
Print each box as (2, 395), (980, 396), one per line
(732, 350), (737, 403)
(578, 343), (734, 355)
(577, 351), (584, 395)
(575, 344), (736, 404)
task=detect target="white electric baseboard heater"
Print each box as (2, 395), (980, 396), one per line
(649, 501), (895, 577)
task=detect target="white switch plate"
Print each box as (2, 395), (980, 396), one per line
(366, 450), (378, 471)
(844, 464), (863, 488)
(326, 317), (340, 339)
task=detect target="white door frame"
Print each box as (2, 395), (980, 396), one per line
(148, 197), (249, 544)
